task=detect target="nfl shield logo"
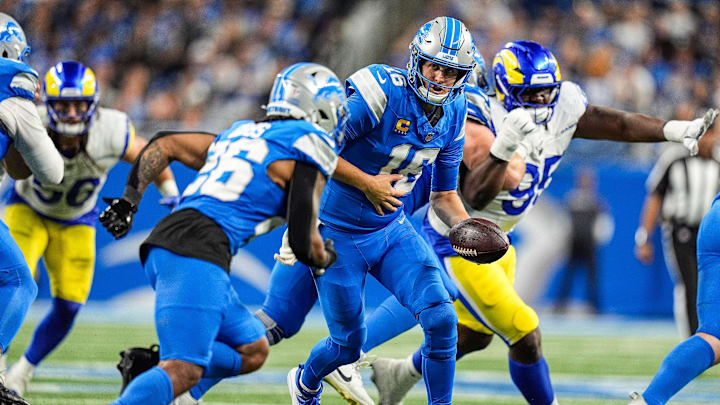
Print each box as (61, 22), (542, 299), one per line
(425, 133), (434, 142)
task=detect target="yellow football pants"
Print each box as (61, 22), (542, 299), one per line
(4, 203), (95, 303)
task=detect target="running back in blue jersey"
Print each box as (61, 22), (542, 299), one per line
(179, 119), (338, 254)
(320, 64), (466, 231)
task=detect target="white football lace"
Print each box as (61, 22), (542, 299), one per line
(452, 245), (478, 256)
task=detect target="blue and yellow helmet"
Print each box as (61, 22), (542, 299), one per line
(43, 61), (100, 136)
(492, 40), (562, 124)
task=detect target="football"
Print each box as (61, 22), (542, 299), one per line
(449, 218), (509, 264)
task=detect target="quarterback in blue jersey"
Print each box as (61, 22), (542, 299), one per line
(0, 12), (64, 405)
(99, 63), (348, 405)
(287, 17), (476, 405)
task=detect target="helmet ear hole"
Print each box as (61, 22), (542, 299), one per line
(319, 110), (329, 120)
(2, 51), (7, 58)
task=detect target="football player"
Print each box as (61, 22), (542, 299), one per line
(358, 40), (718, 405)
(2, 60), (179, 396)
(287, 16), (476, 405)
(0, 12), (64, 405)
(99, 62), (347, 405)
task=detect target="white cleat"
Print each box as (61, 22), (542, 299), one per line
(288, 365), (322, 405)
(5, 356), (34, 396)
(324, 360), (375, 405)
(0, 353), (7, 384)
(371, 356), (421, 405)
(171, 391), (201, 404)
(628, 391), (648, 405)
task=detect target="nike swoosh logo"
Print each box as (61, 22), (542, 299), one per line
(398, 216), (406, 224)
(376, 73), (387, 84)
(336, 368), (353, 383)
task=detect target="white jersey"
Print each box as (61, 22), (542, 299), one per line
(429, 81), (588, 234)
(12, 106), (133, 224)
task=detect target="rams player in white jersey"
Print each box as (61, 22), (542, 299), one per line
(362, 40), (717, 405)
(2, 60), (178, 396)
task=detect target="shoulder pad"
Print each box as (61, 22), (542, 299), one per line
(94, 107), (132, 158)
(557, 81), (588, 119)
(346, 64), (403, 125)
(465, 85), (493, 130)
(292, 128), (339, 176)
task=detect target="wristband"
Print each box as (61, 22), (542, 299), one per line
(634, 228), (648, 246)
(158, 179), (179, 198)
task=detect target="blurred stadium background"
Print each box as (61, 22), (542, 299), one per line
(1, 0), (719, 403)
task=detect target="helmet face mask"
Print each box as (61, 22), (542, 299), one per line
(493, 40), (562, 124)
(44, 61), (100, 137)
(265, 62), (348, 146)
(0, 13), (30, 62)
(407, 17), (476, 106)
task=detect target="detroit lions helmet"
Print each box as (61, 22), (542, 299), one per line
(468, 49), (495, 96)
(493, 40), (562, 124)
(407, 17), (476, 106)
(43, 61), (100, 136)
(265, 62), (348, 144)
(0, 13), (30, 62)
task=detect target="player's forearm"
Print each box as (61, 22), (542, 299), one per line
(153, 168), (178, 197)
(576, 105), (666, 142)
(430, 190), (470, 228)
(637, 194), (662, 238)
(332, 157), (373, 192)
(462, 154), (508, 210)
(123, 141), (171, 206)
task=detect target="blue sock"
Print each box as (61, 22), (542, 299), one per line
(25, 298), (81, 365)
(643, 335), (715, 405)
(421, 353), (455, 405)
(508, 357), (555, 405)
(302, 337), (360, 391)
(111, 366), (174, 405)
(362, 296), (418, 353)
(187, 341), (243, 399)
(0, 263), (37, 354)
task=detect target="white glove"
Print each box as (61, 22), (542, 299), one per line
(490, 108), (537, 161)
(273, 228), (297, 266)
(663, 109), (719, 156)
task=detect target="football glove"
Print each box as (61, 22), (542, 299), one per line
(490, 108), (537, 161)
(273, 228), (298, 266)
(99, 197), (137, 239)
(663, 109), (719, 156)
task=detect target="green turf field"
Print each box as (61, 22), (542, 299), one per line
(6, 319), (720, 404)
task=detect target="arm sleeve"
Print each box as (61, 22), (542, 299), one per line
(286, 161), (323, 267)
(0, 97), (63, 184)
(432, 119), (465, 192)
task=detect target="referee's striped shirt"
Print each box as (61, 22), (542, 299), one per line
(646, 145), (720, 227)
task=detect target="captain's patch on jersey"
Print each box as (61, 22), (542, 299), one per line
(394, 118), (410, 135)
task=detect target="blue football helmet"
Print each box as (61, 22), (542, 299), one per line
(407, 17), (476, 106)
(492, 40), (562, 124)
(0, 13), (29, 62)
(468, 49), (495, 96)
(265, 62), (348, 145)
(43, 61), (100, 136)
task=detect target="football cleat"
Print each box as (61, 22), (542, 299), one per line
(628, 391), (648, 405)
(171, 390), (201, 404)
(371, 356), (421, 405)
(288, 364), (322, 405)
(117, 344), (159, 393)
(5, 356), (34, 396)
(0, 381), (30, 405)
(323, 357), (375, 405)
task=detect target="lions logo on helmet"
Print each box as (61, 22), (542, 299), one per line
(44, 61), (100, 136)
(0, 13), (30, 61)
(492, 40), (562, 124)
(265, 62), (348, 146)
(407, 17), (476, 106)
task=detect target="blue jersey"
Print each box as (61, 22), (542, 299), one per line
(178, 119), (338, 255)
(320, 64), (467, 231)
(0, 58), (37, 159)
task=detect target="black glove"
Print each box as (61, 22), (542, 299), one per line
(99, 197), (138, 239)
(312, 238), (337, 277)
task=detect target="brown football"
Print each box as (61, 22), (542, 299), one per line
(449, 218), (509, 264)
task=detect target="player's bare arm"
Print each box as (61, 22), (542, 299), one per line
(462, 119), (525, 210)
(333, 157), (406, 215)
(2, 143), (30, 179)
(121, 134), (177, 197)
(634, 192), (662, 265)
(575, 105), (719, 153)
(430, 190), (470, 228)
(122, 131), (215, 206)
